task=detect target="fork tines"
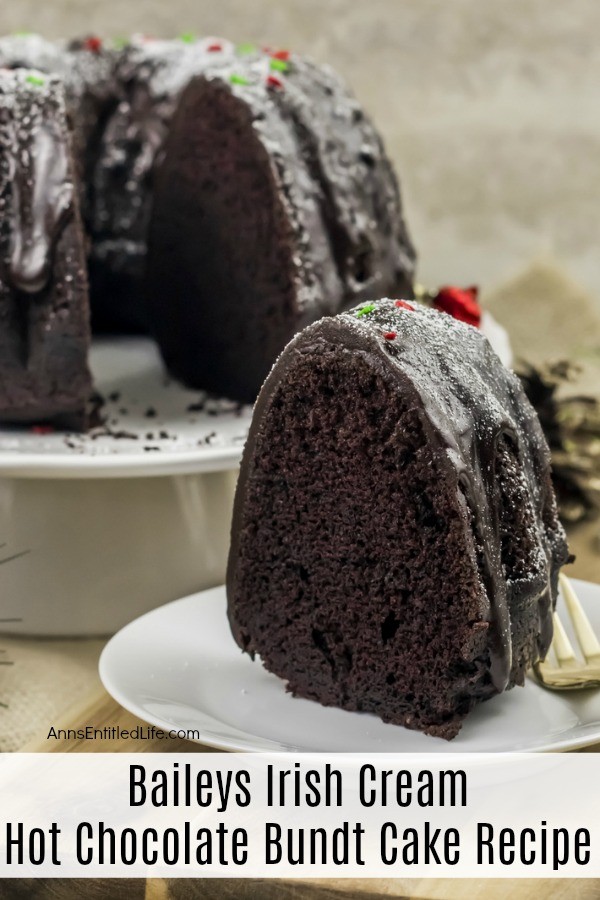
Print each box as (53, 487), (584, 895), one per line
(533, 574), (600, 690)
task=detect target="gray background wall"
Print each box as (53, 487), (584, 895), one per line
(1, 0), (598, 305)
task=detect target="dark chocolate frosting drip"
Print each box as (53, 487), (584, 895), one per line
(233, 301), (569, 694)
(0, 62), (92, 427)
(88, 39), (208, 277)
(0, 70), (76, 295)
(8, 116), (73, 294)
(268, 57), (415, 307)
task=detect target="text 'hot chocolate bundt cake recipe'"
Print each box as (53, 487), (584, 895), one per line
(0, 34), (415, 424)
(227, 300), (570, 739)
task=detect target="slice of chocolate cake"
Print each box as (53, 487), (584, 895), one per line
(145, 48), (415, 401)
(227, 300), (569, 739)
(0, 70), (92, 427)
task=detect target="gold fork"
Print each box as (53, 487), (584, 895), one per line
(532, 574), (600, 690)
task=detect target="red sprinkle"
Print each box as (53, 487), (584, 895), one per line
(207, 42), (223, 52)
(266, 74), (284, 89)
(383, 331), (397, 340)
(272, 49), (290, 60)
(83, 36), (103, 53)
(31, 425), (54, 435)
(433, 285), (481, 327)
(394, 299), (414, 311)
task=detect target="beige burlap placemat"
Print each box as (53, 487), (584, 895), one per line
(484, 258), (600, 395)
(0, 637), (104, 751)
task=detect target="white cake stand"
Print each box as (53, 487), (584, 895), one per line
(0, 338), (253, 636)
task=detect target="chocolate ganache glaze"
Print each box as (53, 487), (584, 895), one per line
(0, 69), (91, 426)
(227, 300), (569, 738)
(1, 69), (77, 295)
(0, 34), (118, 223)
(8, 111), (73, 294)
(88, 37), (239, 331)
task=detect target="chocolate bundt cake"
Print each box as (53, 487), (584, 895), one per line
(0, 34), (415, 419)
(0, 70), (92, 427)
(227, 300), (569, 739)
(146, 48), (415, 401)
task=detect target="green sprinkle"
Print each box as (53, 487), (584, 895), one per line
(230, 73), (250, 86)
(269, 58), (289, 73)
(179, 31), (195, 44)
(237, 42), (257, 55)
(112, 36), (129, 49)
(26, 74), (45, 87)
(355, 304), (376, 318)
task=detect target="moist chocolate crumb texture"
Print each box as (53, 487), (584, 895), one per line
(227, 300), (569, 739)
(0, 69), (92, 427)
(146, 41), (415, 400)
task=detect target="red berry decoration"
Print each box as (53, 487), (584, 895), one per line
(272, 49), (290, 60)
(207, 42), (223, 52)
(383, 331), (397, 340)
(266, 74), (284, 89)
(394, 299), (414, 311)
(83, 36), (102, 53)
(433, 285), (481, 327)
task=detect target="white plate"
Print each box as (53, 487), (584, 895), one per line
(0, 314), (510, 480)
(0, 338), (253, 478)
(100, 577), (600, 753)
